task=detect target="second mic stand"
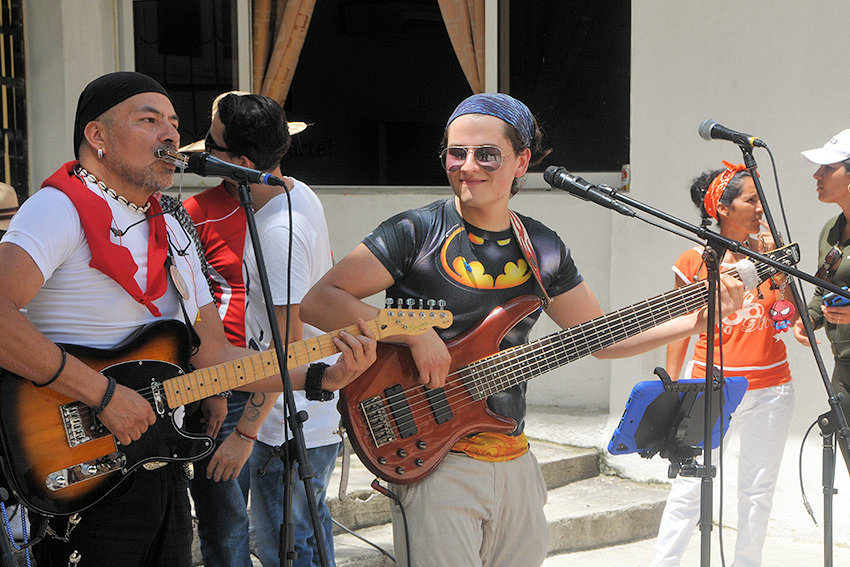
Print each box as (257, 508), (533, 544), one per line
(695, 243), (724, 566)
(235, 179), (330, 567)
(738, 145), (850, 567)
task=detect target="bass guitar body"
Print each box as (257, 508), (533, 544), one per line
(0, 320), (213, 516)
(340, 295), (541, 485)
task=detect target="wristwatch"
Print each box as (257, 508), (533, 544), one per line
(305, 362), (334, 402)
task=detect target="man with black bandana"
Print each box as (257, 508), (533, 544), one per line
(301, 93), (745, 567)
(0, 71), (376, 566)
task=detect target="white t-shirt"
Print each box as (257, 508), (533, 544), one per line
(244, 180), (340, 449)
(2, 179), (212, 348)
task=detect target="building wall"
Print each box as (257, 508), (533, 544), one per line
(22, 1), (849, 426)
(619, 0), (850, 434)
(25, 0), (121, 190)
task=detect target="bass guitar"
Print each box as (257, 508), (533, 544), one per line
(340, 244), (799, 484)
(0, 306), (452, 515)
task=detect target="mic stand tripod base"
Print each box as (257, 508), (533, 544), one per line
(669, 461), (716, 480)
(817, 409), (841, 567)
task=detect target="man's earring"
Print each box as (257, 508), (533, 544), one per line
(97, 148), (105, 159)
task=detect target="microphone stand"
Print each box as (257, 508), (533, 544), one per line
(234, 179), (330, 567)
(736, 145), (850, 567)
(548, 171), (850, 567)
(696, 243), (722, 567)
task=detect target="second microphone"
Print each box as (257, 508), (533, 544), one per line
(186, 151), (288, 187)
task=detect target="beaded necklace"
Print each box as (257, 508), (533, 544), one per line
(74, 164), (151, 214)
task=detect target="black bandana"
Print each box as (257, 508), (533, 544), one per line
(73, 71), (171, 158)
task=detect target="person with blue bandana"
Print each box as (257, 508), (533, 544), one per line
(299, 93), (745, 567)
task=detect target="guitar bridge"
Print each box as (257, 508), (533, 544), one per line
(60, 402), (108, 448)
(360, 396), (396, 448)
(45, 452), (127, 491)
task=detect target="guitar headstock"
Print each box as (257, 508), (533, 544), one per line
(756, 243), (800, 283)
(373, 299), (453, 339)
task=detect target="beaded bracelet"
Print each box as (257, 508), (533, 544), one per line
(234, 426), (256, 442)
(34, 344), (67, 388)
(93, 376), (117, 417)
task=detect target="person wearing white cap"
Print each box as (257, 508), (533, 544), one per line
(795, 130), (850, 442)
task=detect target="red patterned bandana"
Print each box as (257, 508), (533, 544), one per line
(704, 161), (747, 220)
(42, 161), (169, 316)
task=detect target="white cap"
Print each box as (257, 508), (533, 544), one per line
(801, 129), (850, 165)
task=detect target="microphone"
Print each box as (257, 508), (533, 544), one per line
(186, 152), (287, 187)
(543, 166), (635, 217)
(698, 119), (766, 148)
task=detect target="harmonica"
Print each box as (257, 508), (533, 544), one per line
(156, 148), (189, 170)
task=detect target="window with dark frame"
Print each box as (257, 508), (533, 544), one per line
(510, 0), (630, 173)
(1, 0), (27, 205)
(128, 0), (630, 186)
(133, 0), (236, 153)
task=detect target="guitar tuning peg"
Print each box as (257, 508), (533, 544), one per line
(385, 298), (394, 307)
(418, 298), (424, 309)
(427, 299), (436, 309)
(438, 299), (446, 309)
(406, 298), (415, 309)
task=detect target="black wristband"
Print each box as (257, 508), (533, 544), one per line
(35, 344), (67, 388)
(305, 362), (334, 402)
(93, 376), (117, 416)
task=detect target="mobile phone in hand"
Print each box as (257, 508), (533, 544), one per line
(824, 288), (850, 307)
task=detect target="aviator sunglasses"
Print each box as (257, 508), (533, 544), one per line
(815, 245), (843, 282)
(440, 145), (503, 172)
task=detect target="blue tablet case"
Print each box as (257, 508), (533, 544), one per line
(608, 375), (749, 457)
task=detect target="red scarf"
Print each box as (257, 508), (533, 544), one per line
(42, 161), (169, 316)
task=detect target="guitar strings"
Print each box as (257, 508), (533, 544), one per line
(104, 319), (384, 414)
(367, 259), (779, 436)
(369, 284), (709, 433)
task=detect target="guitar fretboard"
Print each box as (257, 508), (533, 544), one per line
(459, 252), (786, 400)
(162, 320), (372, 407)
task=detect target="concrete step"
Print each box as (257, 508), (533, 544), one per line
(327, 438), (599, 534)
(332, 474), (669, 567)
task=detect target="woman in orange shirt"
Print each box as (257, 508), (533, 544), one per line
(651, 163), (795, 567)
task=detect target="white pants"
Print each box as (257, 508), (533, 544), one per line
(650, 382), (795, 567)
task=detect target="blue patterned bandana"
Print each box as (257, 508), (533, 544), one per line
(447, 93), (535, 148)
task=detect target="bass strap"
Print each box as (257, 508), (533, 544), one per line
(508, 210), (553, 308)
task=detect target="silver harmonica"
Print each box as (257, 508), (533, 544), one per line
(156, 148), (189, 170)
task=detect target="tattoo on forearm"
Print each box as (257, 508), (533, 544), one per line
(243, 393), (266, 422)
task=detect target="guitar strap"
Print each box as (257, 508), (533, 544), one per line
(165, 250), (201, 357)
(508, 210), (553, 308)
(162, 233), (202, 359)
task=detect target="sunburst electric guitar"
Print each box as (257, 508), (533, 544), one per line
(0, 306), (452, 515)
(339, 244), (799, 484)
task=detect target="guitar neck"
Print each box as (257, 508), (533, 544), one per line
(466, 251), (786, 399)
(162, 319), (381, 407)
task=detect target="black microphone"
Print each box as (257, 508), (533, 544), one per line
(186, 152), (287, 186)
(698, 119), (766, 148)
(543, 166), (635, 217)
